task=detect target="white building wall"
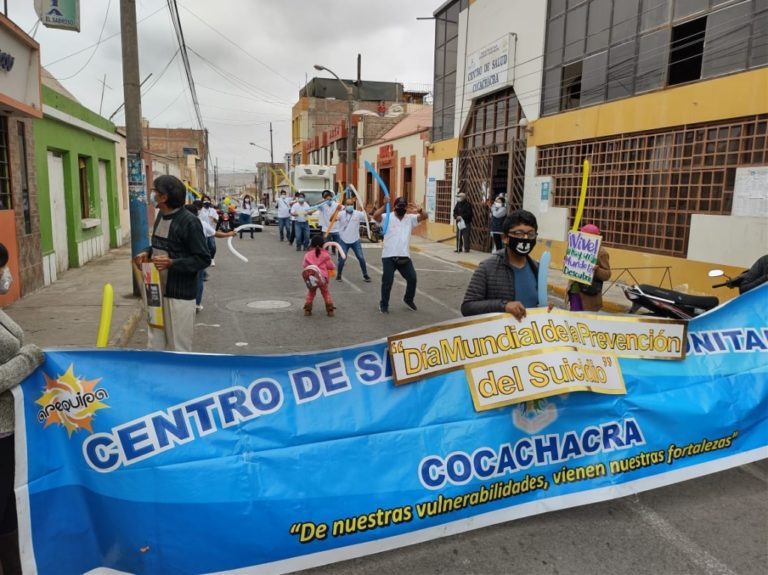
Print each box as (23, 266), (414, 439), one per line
(688, 215), (767, 268)
(115, 136), (130, 246)
(455, 0), (548, 136)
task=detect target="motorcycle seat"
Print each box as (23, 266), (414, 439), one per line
(637, 285), (719, 310)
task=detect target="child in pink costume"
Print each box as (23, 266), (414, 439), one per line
(302, 235), (336, 316)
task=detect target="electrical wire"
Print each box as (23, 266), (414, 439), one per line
(56, 0), (113, 81)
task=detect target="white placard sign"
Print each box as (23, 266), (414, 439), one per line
(465, 34), (514, 98)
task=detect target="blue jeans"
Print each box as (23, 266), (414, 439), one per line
(380, 256), (416, 310)
(294, 221), (310, 250)
(278, 217), (290, 240)
(206, 236), (216, 260)
(337, 239), (368, 278)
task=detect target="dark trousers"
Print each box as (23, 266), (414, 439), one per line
(380, 257), (417, 309)
(0, 435), (16, 534)
(457, 224), (471, 252)
(206, 236), (217, 259)
(288, 220), (296, 244)
(491, 232), (504, 252)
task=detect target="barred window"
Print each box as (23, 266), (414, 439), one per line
(0, 116), (11, 211)
(536, 115), (767, 256)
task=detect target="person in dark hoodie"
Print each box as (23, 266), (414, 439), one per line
(133, 175), (211, 351)
(453, 191), (474, 253)
(461, 209), (540, 320)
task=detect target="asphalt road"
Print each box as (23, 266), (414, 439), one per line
(129, 225), (768, 575)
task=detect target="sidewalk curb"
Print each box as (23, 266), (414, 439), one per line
(110, 305), (143, 348)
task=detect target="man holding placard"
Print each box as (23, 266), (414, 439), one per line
(565, 223), (611, 312)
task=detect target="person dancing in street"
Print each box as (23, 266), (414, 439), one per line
(302, 235), (336, 317)
(373, 197), (428, 313)
(336, 197), (371, 283)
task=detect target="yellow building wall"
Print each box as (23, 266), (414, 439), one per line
(530, 68), (768, 146)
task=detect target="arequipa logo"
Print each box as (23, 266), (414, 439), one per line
(36, 364), (109, 437)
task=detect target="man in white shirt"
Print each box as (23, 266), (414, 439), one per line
(275, 190), (292, 242)
(373, 197), (428, 313)
(290, 195), (316, 251)
(336, 198), (371, 283)
(198, 195), (219, 266)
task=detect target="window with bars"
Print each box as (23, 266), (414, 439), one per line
(461, 90), (525, 151)
(0, 116), (11, 211)
(435, 180), (453, 223)
(536, 114), (767, 256)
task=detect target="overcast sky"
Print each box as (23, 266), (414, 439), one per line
(8, 0), (436, 173)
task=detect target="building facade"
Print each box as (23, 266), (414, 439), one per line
(34, 75), (121, 284)
(142, 126), (208, 194)
(0, 13), (43, 305)
(429, 0), (768, 295)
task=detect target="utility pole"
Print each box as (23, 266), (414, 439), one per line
(214, 158), (219, 201)
(269, 122), (276, 202)
(120, 0), (148, 296)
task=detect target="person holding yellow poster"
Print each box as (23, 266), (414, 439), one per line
(134, 176), (211, 351)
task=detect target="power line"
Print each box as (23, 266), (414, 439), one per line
(57, 0), (112, 81)
(166, 0), (204, 131)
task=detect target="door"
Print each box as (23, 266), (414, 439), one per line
(47, 151), (69, 273)
(98, 160), (110, 251)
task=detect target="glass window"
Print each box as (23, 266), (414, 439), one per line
(436, 17), (446, 47)
(545, 15), (566, 68)
(751, 11), (768, 67)
(612, 0), (640, 44)
(637, 28), (669, 92)
(702, 1), (752, 78)
(79, 157), (91, 219)
(17, 122), (31, 234)
(445, 36), (458, 74)
(435, 46), (445, 78)
(581, 50), (608, 105)
(446, 2), (460, 39)
(673, 0), (708, 22)
(551, 0), (567, 17)
(607, 40), (637, 101)
(641, 0), (670, 32)
(587, 0), (612, 53)
(542, 67), (562, 116)
(564, 4), (588, 62)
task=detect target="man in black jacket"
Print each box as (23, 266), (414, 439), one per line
(134, 175), (211, 351)
(461, 210), (540, 320)
(453, 192), (473, 253)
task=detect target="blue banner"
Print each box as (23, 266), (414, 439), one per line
(13, 286), (768, 575)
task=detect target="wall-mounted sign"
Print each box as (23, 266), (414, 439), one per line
(0, 15), (42, 117)
(379, 144), (394, 164)
(35, 0), (81, 32)
(465, 34), (515, 98)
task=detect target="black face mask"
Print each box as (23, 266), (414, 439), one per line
(203, 202), (211, 209)
(507, 237), (536, 256)
(395, 206), (407, 216)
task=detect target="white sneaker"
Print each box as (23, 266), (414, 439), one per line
(195, 305), (203, 313)
(210, 260), (216, 267)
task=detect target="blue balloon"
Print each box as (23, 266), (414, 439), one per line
(364, 160), (391, 235)
(538, 251), (551, 307)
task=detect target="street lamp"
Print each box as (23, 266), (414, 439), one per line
(251, 126), (276, 202)
(314, 63), (354, 190)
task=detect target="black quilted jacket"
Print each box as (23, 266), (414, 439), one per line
(461, 253), (539, 316)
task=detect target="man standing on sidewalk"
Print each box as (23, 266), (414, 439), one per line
(374, 197), (428, 313)
(134, 175), (211, 351)
(453, 191), (473, 253)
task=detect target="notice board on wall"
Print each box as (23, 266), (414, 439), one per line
(732, 166), (768, 218)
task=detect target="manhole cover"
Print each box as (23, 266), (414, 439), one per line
(246, 300), (292, 310)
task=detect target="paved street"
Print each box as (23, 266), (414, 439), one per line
(124, 225), (768, 575)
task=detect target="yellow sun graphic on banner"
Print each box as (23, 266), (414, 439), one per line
(35, 364), (110, 437)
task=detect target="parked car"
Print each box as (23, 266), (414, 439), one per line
(262, 207), (279, 225)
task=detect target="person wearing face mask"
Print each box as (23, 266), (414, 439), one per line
(373, 197), (429, 313)
(290, 194), (316, 252)
(453, 191), (474, 253)
(134, 176), (211, 351)
(275, 190), (292, 242)
(198, 196), (219, 266)
(336, 198), (372, 283)
(488, 194), (507, 252)
(0, 242), (44, 574)
(567, 224), (611, 312)
(318, 190), (342, 248)
(461, 209), (540, 320)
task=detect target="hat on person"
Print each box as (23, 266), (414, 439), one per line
(580, 223), (600, 235)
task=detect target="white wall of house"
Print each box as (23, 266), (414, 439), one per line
(115, 135), (130, 246)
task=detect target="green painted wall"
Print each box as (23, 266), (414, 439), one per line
(34, 85), (119, 265)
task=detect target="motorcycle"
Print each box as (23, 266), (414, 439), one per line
(707, 268), (748, 292)
(623, 284), (720, 320)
